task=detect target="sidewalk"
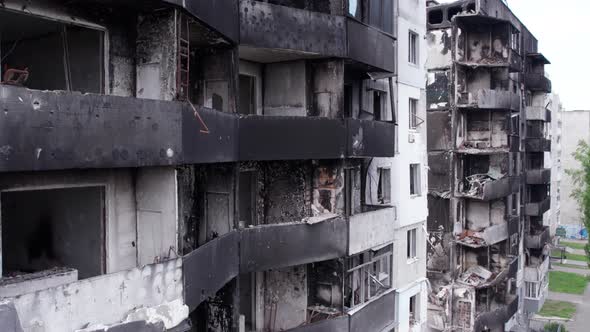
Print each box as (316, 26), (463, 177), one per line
(548, 265), (590, 331)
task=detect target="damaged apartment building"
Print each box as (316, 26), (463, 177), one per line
(0, 0), (429, 331)
(425, 0), (554, 331)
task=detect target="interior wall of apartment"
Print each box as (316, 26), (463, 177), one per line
(135, 167), (178, 266)
(0, 169), (138, 274)
(239, 60), (264, 115)
(311, 60), (344, 118)
(465, 200), (506, 231)
(136, 9), (177, 101)
(263, 60), (308, 116)
(313, 161), (344, 216)
(200, 48), (238, 113)
(263, 266), (307, 331)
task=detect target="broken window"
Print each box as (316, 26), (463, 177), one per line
(1, 186), (106, 281)
(345, 244), (393, 308)
(409, 31), (419, 65)
(239, 75), (257, 115)
(525, 281), (538, 298)
(410, 164), (421, 196)
(0, 10), (104, 93)
(428, 9), (444, 25)
(407, 228), (417, 259)
(377, 168), (391, 204)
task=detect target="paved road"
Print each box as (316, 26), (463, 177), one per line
(549, 265), (590, 331)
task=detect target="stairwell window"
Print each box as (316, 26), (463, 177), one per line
(409, 98), (419, 129)
(409, 31), (419, 65)
(407, 228), (417, 260)
(410, 164), (421, 196)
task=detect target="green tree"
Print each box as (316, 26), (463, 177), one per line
(544, 322), (567, 332)
(565, 140), (590, 267)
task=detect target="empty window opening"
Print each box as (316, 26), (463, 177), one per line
(447, 6), (462, 20)
(345, 244), (392, 308)
(407, 228), (417, 259)
(377, 168), (391, 204)
(409, 294), (419, 324)
(466, 3), (476, 12)
(408, 31), (419, 65)
(373, 91), (383, 120)
(239, 74), (257, 115)
(1, 186), (106, 281)
(410, 164), (421, 196)
(348, 0), (393, 34)
(238, 171), (257, 227)
(344, 84), (353, 118)
(0, 10), (104, 93)
(428, 9), (443, 25)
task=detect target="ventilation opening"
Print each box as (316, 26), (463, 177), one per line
(428, 9), (444, 25)
(1, 186), (106, 281)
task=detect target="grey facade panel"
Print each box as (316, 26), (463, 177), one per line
(240, 1), (346, 57)
(163, 0), (239, 43)
(285, 317), (349, 332)
(183, 231), (240, 310)
(346, 119), (395, 157)
(240, 217), (347, 272)
(238, 115), (347, 161)
(349, 291), (396, 332)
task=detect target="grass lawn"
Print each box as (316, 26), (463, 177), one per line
(549, 271), (589, 294)
(565, 253), (589, 262)
(561, 241), (587, 250)
(538, 300), (577, 319)
(554, 263), (589, 270)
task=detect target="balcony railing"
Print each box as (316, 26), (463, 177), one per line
(456, 48), (522, 73)
(524, 256), (550, 283)
(525, 197), (551, 216)
(239, 1), (396, 72)
(0, 85), (395, 172)
(525, 73), (552, 93)
(526, 169), (551, 185)
(525, 227), (551, 249)
(348, 206), (395, 255)
(457, 89), (520, 111)
(458, 175), (520, 201)
(525, 106), (551, 122)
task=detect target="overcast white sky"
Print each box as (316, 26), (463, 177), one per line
(437, 0), (589, 110)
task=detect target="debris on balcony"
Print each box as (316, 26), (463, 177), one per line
(458, 266), (493, 286)
(456, 230), (486, 246)
(460, 170), (504, 198)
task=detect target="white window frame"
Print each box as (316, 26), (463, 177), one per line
(377, 167), (391, 204)
(407, 228), (417, 260)
(345, 244), (393, 308)
(408, 31), (419, 65)
(410, 163), (421, 196)
(409, 98), (421, 130)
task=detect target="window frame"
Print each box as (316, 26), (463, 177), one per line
(345, 244), (393, 308)
(377, 167), (391, 204)
(407, 228), (417, 260)
(409, 98), (419, 130)
(408, 30), (419, 65)
(409, 163), (421, 196)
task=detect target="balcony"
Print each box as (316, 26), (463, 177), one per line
(525, 138), (551, 152)
(458, 256), (518, 289)
(183, 231), (240, 310)
(240, 215), (347, 273)
(525, 106), (551, 122)
(0, 85), (238, 173)
(525, 227), (551, 249)
(285, 289), (396, 332)
(474, 295), (519, 332)
(238, 116), (395, 160)
(525, 73), (552, 93)
(456, 48), (522, 73)
(239, 1), (346, 61)
(456, 222), (509, 247)
(239, 1), (395, 72)
(3, 259), (187, 331)
(523, 256), (549, 313)
(457, 89), (520, 111)
(458, 176), (520, 201)
(164, 0), (239, 42)
(525, 197), (551, 216)
(526, 169), (551, 185)
(348, 206), (396, 255)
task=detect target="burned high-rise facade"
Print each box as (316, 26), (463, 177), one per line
(0, 0), (429, 331)
(425, 0), (553, 331)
